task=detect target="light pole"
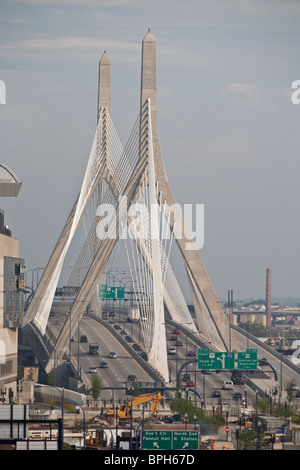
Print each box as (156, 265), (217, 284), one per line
(256, 420), (261, 450)
(235, 424), (240, 450)
(129, 389), (134, 450)
(76, 405), (86, 449)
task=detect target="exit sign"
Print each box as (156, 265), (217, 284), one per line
(198, 350), (235, 370)
(237, 349), (257, 370)
(99, 284), (124, 299)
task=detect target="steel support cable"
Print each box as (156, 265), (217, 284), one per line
(66, 111), (141, 289)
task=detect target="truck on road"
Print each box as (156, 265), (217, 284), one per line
(89, 343), (99, 355)
(127, 307), (140, 323)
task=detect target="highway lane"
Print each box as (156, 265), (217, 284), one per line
(232, 326), (300, 394)
(72, 317), (156, 401)
(49, 313), (156, 403)
(164, 328), (255, 409)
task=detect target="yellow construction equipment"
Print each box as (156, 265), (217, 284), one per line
(106, 392), (161, 420)
(86, 429), (108, 449)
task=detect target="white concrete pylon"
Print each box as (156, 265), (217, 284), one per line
(147, 98), (169, 382)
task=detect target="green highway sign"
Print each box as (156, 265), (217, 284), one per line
(99, 284), (124, 299)
(172, 431), (199, 450)
(237, 349), (257, 370)
(198, 348), (210, 355)
(99, 284), (107, 298)
(142, 430), (172, 450)
(142, 430), (199, 450)
(198, 350), (235, 370)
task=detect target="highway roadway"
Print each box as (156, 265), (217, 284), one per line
(48, 307), (300, 411)
(232, 326), (300, 392)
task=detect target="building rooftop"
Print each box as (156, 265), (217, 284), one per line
(0, 163), (22, 197)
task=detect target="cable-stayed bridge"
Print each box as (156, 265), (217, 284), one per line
(22, 30), (239, 384)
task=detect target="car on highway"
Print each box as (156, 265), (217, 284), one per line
(212, 389), (221, 398)
(109, 352), (117, 358)
(187, 350), (196, 356)
(168, 346), (176, 355)
(80, 335), (88, 343)
(127, 374), (137, 382)
(109, 312), (115, 317)
(100, 361), (108, 368)
(173, 328), (181, 334)
(175, 340), (183, 346)
(233, 392), (243, 400)
(89, 366), (97, 373)
(182, 373), (191, 381)
(186, 380), (195, 387)
(223, 380), (233, 390)
(169, 335), (178, 341)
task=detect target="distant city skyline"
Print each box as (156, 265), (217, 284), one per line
(1, 1), (300, 302)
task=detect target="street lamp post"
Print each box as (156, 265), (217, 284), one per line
(256, 420), (261, 450)
(129, 388), (134, 450)
(235, 424), (240, 450)
(76, 405), (86, 449)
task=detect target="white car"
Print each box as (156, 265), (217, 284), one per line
(109, 352), (117, 358)
(89, 366), (97, 373)
(168, 347), (176, 355)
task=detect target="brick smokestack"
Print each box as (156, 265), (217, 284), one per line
(266, 268), (271, 327)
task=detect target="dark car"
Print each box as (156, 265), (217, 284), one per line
(175, 340), (183, 346)
(100, 361), (108, 368)
(212, 389), (221, 398)
(187, 350), (196, 356)
(182, 373), (191, 381)
(127, 374), (137, 382)
(109, 312), (115, 317)
(80, 335), (88, 343)
(233, 392), (243, 400)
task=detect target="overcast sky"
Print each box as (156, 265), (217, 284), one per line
(1, 0), (300, 303)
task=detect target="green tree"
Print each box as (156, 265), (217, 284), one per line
(91, 374), (102, 400)
(285, 379), (297, 403)
(47, 368), (55, 385)
(170, 395), (222, 431)
(238, 429), (257, 450)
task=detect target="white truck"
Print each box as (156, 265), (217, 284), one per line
(127, 308), (140, 323)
